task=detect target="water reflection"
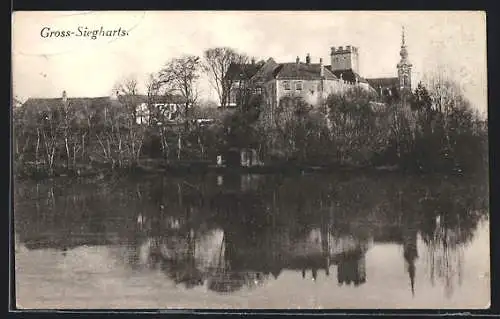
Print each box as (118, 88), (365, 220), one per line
(14, 172), (489, 306)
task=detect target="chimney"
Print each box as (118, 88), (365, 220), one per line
(346, 45), (351, 51)
(330, 47), (336, 55)
(62, 90), (68, 104)
(306, 53), (311, 64)
(296, 56), (300, 64)
(339, 46), (343, 51)
(320, 58), (324, 77)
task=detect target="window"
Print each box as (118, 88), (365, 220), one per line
(284, 81), (291, 90)
(255, 87), (262, 94)
(295, 82), (303, 91)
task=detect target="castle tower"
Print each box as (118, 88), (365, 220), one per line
(397, 27), (412, 94)
(330, 45), (360, 74)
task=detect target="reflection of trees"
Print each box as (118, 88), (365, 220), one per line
(334, 248), (367, 286)
(421, 214), (466, 299)
(416, 177), (488, 298)
(15, 172), (488, 298)
(205, 219), (277, 294)
(157, 229), (205, 289)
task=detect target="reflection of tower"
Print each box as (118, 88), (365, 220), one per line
(403, 227), (419, 296)
(337, 248), (367, 286)
(321, 224), (330, 276)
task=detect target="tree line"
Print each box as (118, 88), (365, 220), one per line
(222, 72), (487, 174)
(13, 46), (488, 178)
(13, 47), (261, 178)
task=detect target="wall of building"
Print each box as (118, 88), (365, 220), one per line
(275, 79), (320, 106)
(274, 78), (363, 107)
(258, 76), (372, 130)
(330, 46), (360, 74)
(134, 102), (182, 125)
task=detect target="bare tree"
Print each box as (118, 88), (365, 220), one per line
(113, 74), (148, 166)
(145, 73), (161, 126)
(421, 67), (472, 149)
(203, 47), (249, 108)
(114, 74), (140, 121)
(159, 55), (202, 160)
(159, 56), (202, 121)
(114, 74), (139, 96)
(39, 105), (60, 175)
(145, 73), (172, 160)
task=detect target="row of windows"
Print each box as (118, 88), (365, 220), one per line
(284, 81), (303, 91)
(229, 87), (263, 99)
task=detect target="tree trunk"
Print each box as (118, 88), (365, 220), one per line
(118, 136), (123, 168)
(177, 133), (182, 160)
(96, 134), (109, 161)
(198, 135), (204, 160)
(35, 128), (40, 169)
(65, 136), (70, 169)
(73, 144), (77, 169)
(81, 133), (86, 163)
(48, 146), (55, 175)
(107, 138), (112, 166)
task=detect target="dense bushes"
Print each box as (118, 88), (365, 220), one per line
(223, 79), (487, 174)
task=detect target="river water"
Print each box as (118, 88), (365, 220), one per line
(14, 172), (490, 309)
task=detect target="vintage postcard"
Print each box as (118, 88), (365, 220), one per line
(12, 11), (489, 310)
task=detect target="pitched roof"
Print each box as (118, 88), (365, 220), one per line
(365, 77), (399, 89)
(225, 63), (262, 81)
(22, 96), (117, 113)
(121, 94), (187, 105)
(273, 62), (337, 80)
(250, 58), (279, 83)
(325, 67), (368, 84)
(21, 94), (186, 111)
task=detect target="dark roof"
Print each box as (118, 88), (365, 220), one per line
(21, 94), (186, 111)
(365, 77), (399, 89)
(122, 94), (187, 105)
(273, 62), (337, 80)
(226, 63), (262, 81)
(22, 96), (118, 114)
(250, 58), (279, 84)
(325, 67), (368, 84)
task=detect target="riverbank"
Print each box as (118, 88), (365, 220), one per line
(14, 157), (480, 182)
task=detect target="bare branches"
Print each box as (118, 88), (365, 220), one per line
(203, 47), (249, 108)
(113, 74), (139, 96)
(159, 55), (202, 122)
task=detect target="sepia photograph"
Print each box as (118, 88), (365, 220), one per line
(12, 11), (489, 309)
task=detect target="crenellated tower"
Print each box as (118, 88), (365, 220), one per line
(397, 27), (412, 95)
(330, 45), (360, 74)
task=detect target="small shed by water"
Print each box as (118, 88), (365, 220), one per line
(222, 148), (262, 168)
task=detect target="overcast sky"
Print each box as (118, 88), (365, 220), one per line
(12, 11), (487, 115)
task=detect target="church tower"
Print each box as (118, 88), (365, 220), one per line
(397, 27), (412, 95)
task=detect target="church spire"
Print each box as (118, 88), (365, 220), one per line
(402, 26), (406, 47)
(399, 26), (409, 62)
(397, 25), (412, 93)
